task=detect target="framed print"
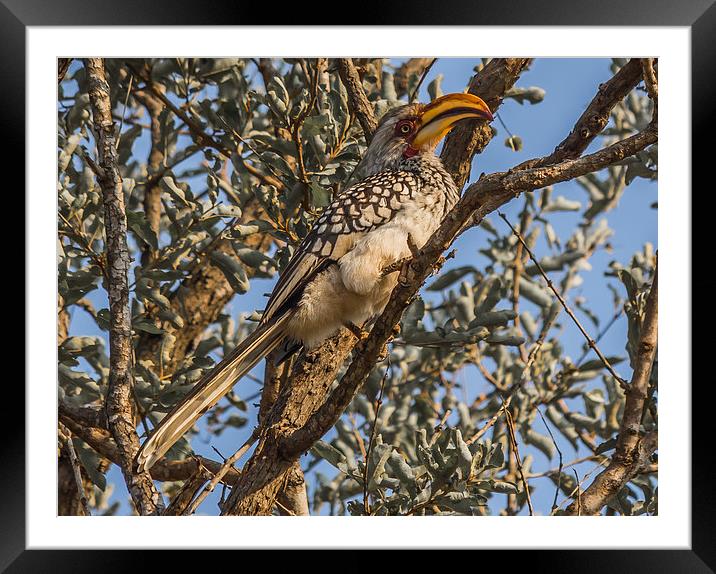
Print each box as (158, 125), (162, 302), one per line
(8, 0), (711, 570)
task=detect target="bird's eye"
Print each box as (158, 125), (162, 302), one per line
(397, 121), (413, 135)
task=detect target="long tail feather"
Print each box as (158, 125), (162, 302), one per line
(135, 312), (292, 472)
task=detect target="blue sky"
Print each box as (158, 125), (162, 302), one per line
(63, 58), (656, 515)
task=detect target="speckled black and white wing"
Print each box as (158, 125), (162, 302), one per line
(261, 170), (421, 323)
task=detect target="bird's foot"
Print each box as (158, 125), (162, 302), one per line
(380, 256), (410, 278)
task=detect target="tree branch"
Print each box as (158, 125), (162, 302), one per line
(59, 410), (241, 486)
(441, 58), (533, 189)
(58, 423), (91, 516)
(337, 58), (378, 143)
(58, 58), (72, 84)
(565, 259), (658, 515)
(393, 58), (434, 99)
(84, 58), (162, 515)
(516, 58), (644, 171)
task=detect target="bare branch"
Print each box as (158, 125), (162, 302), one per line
(363, 360), (390, 515)
(58, 58), (72, 84)
(393, 59), (434, 98)
(441, 58), (533, 188)
(337, 58), (378, 142)
(504, 402), (534, 515)
(59, 411), (241, 486)
(186, 431), (257, 515)
(565, 258), (658, 515)
(84, 58), (162, 515)
(516, 58), (644, 170)
(163, 464), (213, 516)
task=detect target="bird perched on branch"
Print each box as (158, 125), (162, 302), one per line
(136, 92), (493, 472)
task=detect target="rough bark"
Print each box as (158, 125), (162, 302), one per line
(276, 463), (310, 516)
(85, 58), (162, 515)
(221, 331), (354, 514)
(58, 58), (72, 84)
(393, 58), (435, 98)
(258, 356), (310, 515)
(337, 58), (378, 143)
(565, 261), (658, 515)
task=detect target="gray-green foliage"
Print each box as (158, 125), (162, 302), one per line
(58, 58), (657, 516)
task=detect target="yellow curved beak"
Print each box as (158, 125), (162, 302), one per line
(412, 93), (494, 150)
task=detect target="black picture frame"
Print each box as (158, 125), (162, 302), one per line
(7, 0), (708, 570)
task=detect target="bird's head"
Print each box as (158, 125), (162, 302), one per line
(354, 93), (493, 178)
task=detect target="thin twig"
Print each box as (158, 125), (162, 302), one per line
(58, 424), (91, 516)
(363, 357), (391, 515)
(503, 401), (534, 515)
(527, 454), (605, 479)
(510, 204), (532, 363)
(499, 211), (629, 392)
(429, 409), (453, 447)
(185, 430), (259, 515)
(575, 308), (623, 366)
(409, 58), (437, 103)
(536, 408), (563, 512)
(115, 73), (133, 150)
(573, 469), (582, 516)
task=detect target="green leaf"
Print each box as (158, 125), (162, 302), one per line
(542, 196), (582, 213)
(73, 439), (107, 491)
(504, 86), (546, 105)
(309, 182), (332, 208)
(427, 74), (444, 101)
(311, 440), (347, 469)
(303, 114), (332, 137)
(427, 266), (476, 291)
(132, 319), (164, 335)
(579, 356), (625, 372)
(126, 210), (159, 250)
(209, 251), (250, 293)
(469, 309), (517, 328)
